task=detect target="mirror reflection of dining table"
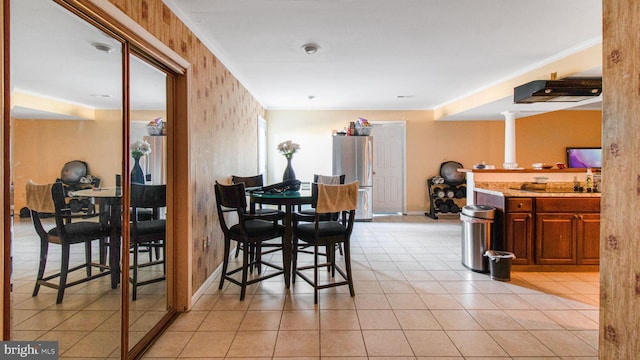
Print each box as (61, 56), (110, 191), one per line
(69, 187), (122, 288)
(249, 186), (313, 288)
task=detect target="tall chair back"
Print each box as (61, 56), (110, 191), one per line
(231, 174), (265, 188)
(130, 183), (167, 300)
(292, 181), (359, 304)
(214, 181), (285, 300)
(27, 180), (110, 304)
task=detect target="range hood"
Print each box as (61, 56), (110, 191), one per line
(514, 78), (602, 103)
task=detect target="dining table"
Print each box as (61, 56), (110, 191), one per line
(69, 187), (122, 289)
(248, 187), (313, 288)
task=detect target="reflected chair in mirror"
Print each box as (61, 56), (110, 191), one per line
(292, 181), (359, 304)
(215, 181), (285, 300)
(130, 183), (167, 300)
(231, 174), (285, 259)
(27, 180), (111, 304)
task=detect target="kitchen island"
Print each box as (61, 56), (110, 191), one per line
(468, 169), (600, 271)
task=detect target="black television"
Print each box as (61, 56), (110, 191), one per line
(566, 147), (602, 168)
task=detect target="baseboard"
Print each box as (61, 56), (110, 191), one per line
(190, 249), (226, 309)
(512, 264), (599, 272)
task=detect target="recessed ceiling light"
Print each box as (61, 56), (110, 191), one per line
(90, 94), (112, 98)
(302, 43), (320, 54)
(308, 95), (316, 100)
(397, 95), (415, 99)
(91, 42), (113, 54)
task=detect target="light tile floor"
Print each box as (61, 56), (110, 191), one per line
(10, 216), (167, 358)
(142, 215), (600, 359)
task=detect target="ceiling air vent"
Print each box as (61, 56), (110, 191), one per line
(514, 78), (602, 103)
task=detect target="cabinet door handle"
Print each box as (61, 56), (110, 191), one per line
(573, 214), (579, 219)
(518, 203), (523, 208)
(526, 214), (531, 219)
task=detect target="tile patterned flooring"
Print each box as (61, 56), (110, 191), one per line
(10, 216), (166, 358)
(142, 215), (600, 360)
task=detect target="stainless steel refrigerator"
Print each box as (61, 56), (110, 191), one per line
(332, 136), (373, 221)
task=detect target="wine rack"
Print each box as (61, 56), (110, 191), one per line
(425, 176), (466, 219)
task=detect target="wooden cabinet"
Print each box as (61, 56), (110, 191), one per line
(535, 198), (600, 265)
(474, 191), (600, 267)
(505, 198), (533, 265)
(536, 213), (576, 264)
(576, 213), (601, 264)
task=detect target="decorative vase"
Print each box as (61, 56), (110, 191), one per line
(131, 156), (145, 184)
(282, 157), (296, 181)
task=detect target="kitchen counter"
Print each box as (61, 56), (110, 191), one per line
(475, 186), (601, 198)
(474, 185), (600, 270)
(463, 168), (600, 205)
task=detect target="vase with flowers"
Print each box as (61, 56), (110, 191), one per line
(277, 140), (300, 181)
(130, 140), (151, 184)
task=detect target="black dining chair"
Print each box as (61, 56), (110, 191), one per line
(27, 180), (111, 304)
(130, 183), (167, 300)
(292, 181), (359, 304)
(215, 181), (285, 300)
(294, 174), (346, 256)
(231, 174), (285, 259)
(296, 174), (346, 215)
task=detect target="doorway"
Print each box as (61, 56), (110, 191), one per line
(370, 121), (406, 214)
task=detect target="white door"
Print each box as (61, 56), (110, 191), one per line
(371, 122), (405, 214)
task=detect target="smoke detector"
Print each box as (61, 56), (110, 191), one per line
(91, 42), (113, 54)
(302, 43), (319, 54)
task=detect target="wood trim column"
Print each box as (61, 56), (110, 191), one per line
(601, 0), (640, 357)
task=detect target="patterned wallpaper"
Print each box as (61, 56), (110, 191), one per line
(108, 0), (265, 292)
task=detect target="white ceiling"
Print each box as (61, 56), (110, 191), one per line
(10, 0), (166, 119)
(164, 0), (603, 119)
(10, 0), (602, 120)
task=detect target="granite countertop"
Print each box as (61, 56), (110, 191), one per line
(474, 183), (601, 198)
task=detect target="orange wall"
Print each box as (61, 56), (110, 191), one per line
(516, 110), (602, 164)
(266, 109), (601, 213)
(12, 110), (123, 212)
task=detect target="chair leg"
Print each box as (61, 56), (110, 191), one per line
(344, 240), (355, 297)
(99, 237), (108, 272)
(234, 243), (241, 258)
(240, 242), (250, 301)
(161, 240), (167, 275)
(154, 240), (161, 260)
(33, 240), (49, 297)
(248, 243), (255, 274)
(57, 244), (71, 304)
(84, 240), (92, 277)
(292, 237), (299, 284)
(337, 243), (344, 256)
(219, 237), (231, 289)
(325, 244), (331, 272)
(330, 242), (337, 278)
(256, 243), (263, 274)
(314, 243), (319, 304)
(132, 241), (139, 301)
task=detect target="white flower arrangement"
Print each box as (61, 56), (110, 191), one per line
(131, 140), (152, 158)
(277, 140), (300, 159)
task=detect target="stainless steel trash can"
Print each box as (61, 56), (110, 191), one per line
(460, 205), (496, 273)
